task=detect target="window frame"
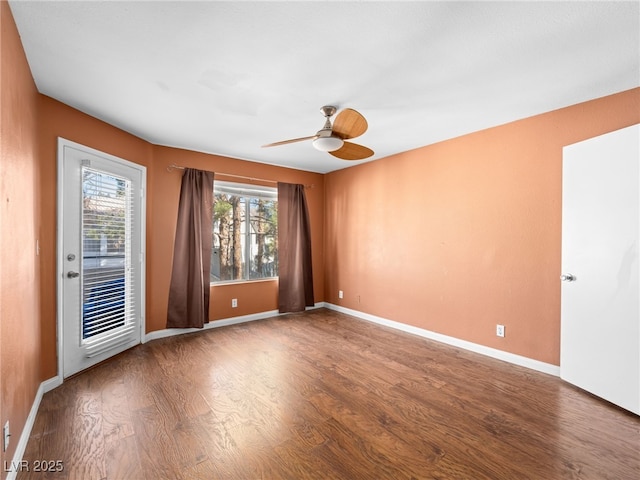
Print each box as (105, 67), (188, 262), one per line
(211, 180), (278, 284)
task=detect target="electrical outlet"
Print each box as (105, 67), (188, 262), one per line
(496, 324), (505, 338)
(3, 421), (9, 452)
(338, 290), (343, 299)
(231, 298), (238, 308)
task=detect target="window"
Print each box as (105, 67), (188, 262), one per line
(211, 181), (278, 282)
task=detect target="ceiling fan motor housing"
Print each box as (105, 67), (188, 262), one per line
(313, 128), (344, 151)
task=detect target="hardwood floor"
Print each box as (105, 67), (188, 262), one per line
(19, 308), (639, 479)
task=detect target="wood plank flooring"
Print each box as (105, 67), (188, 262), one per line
(18, 308), (639, 479)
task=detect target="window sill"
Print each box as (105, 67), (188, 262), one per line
(210, 277), (278, 287)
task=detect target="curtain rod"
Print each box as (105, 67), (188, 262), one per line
(166, 164), (314, 188)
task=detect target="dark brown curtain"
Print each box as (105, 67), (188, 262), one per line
(278, 182), (314, 313)
(167, 168), (214, 328)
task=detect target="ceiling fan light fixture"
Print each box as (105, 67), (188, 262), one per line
(312, 136), (344, 152)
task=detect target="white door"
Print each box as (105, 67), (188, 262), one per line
(58, 139), (146, 378)
(561, 124), (639, 415)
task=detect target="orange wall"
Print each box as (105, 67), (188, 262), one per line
(325, 88), (640, 366)
(149, 146), (325, 332)
(0, 1), (41, 473)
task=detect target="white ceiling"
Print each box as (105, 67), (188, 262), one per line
(8, 1), (640, 174)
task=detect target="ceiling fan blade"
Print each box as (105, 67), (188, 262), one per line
(329, 141), (374, 160)
(332, 108), (368, 139)
(262, 135), (316, 148)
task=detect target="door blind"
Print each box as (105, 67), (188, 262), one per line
(81, 167), (137, 357)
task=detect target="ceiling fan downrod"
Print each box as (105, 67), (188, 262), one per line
(319, 105), (337, 131)
(313, 106), (343, 151)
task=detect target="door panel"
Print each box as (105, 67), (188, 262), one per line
(58, 139), (146, 378)
(561, 124), (639, 415)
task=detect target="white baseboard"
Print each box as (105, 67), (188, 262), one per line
(6, 374), (63, 479)
(324, 303), (560, 377)
(42, 375), (62, 393)
(144, 302), (324, 343)
(144, 309), (281, 342)
(5, 382), (44, 480)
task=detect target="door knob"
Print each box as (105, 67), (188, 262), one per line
(560, 273), (576, 282)
(67, 271), (80, 278)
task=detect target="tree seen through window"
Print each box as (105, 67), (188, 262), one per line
(211, 182), (277, 282)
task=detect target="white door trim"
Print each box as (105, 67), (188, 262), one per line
(56, 137), (146, 380)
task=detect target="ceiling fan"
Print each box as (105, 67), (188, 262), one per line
(262, 106), (374, 160)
